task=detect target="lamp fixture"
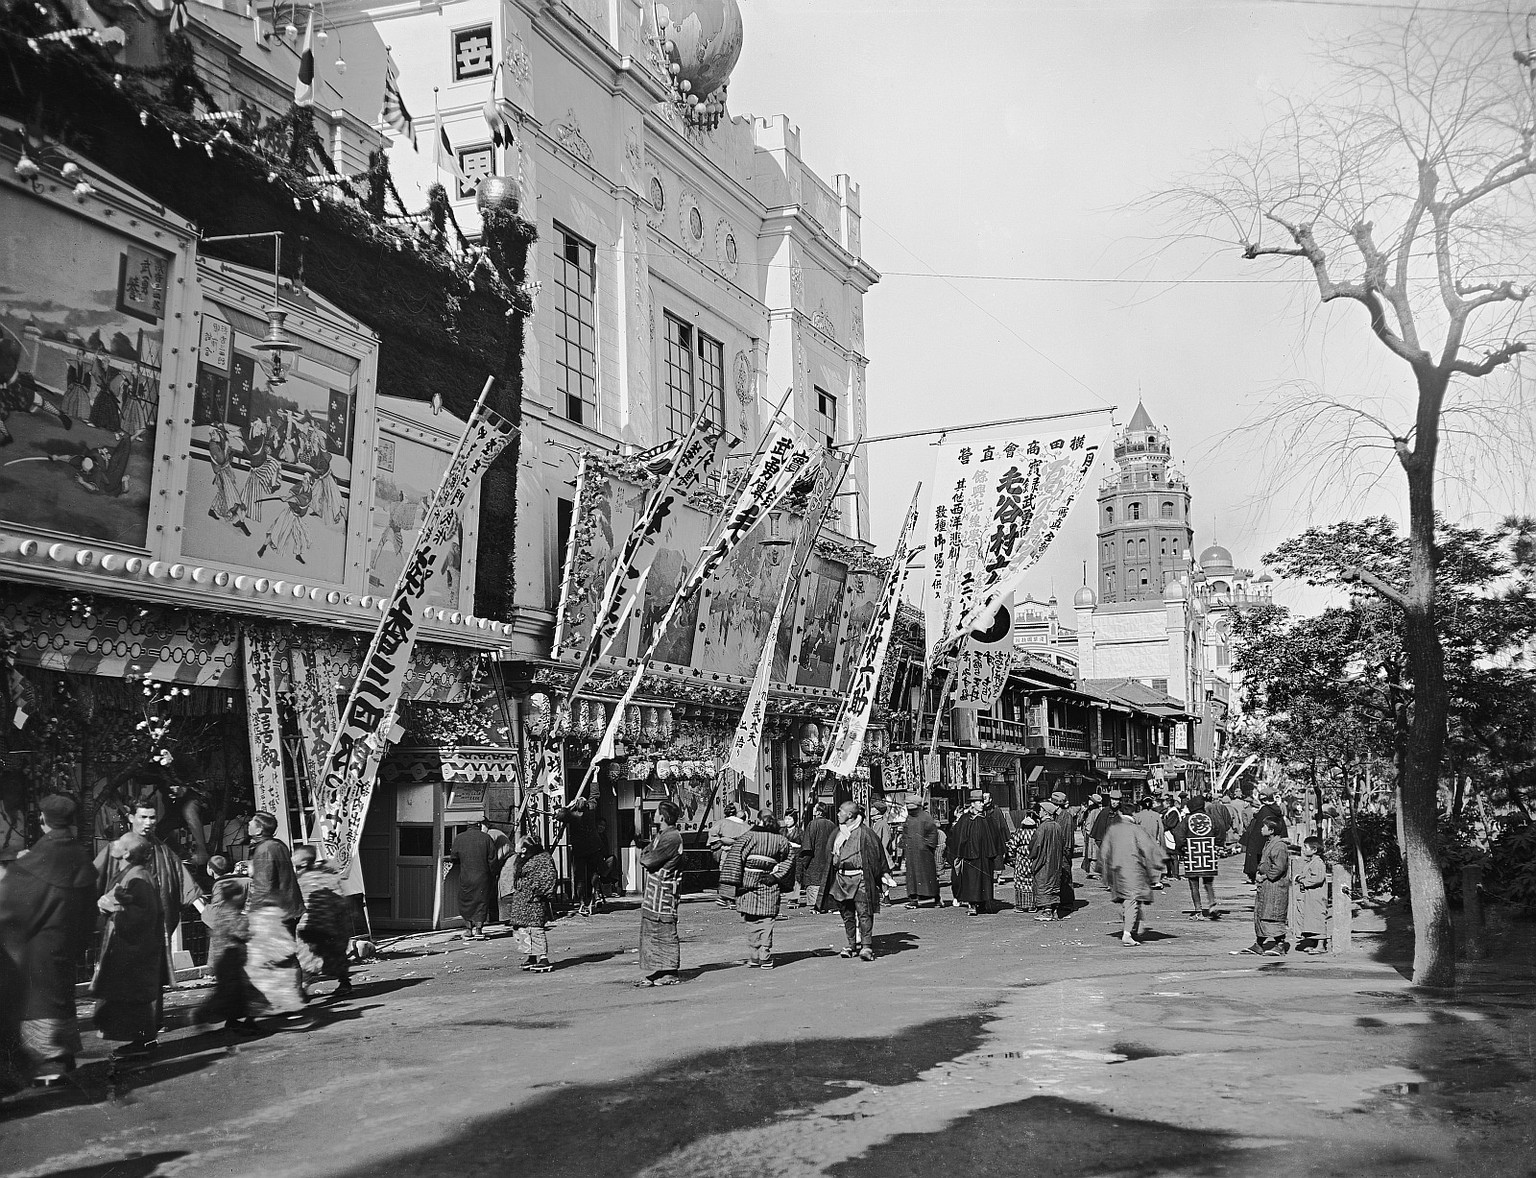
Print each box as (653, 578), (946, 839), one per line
(199, 229), (302, 385)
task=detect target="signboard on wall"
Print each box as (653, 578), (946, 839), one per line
(182, 301), (361, 584)
(368, 413), (476, 613)
(0, 186), (172, 548)
(553, 457), (888, 688)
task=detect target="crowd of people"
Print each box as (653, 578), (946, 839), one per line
(0, 778), (1336, 1092)
(0, 794), (355, 1094)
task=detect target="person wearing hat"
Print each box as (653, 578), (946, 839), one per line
(1088, 791), (1121, 860)
(902, 798), (941, 909)
(93, 789), (202, 981)
(0, 795), (97, 1087)
(1029, 801), (1066, 920)
(1081, 794), (1105, 878)
(949, 795), (1003, 916)
(242, 810), (306, 1018)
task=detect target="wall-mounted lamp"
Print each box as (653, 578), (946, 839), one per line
(200, 230), (301, 384)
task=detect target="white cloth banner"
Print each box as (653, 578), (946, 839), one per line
(316, 398), (516, 867)
(821, 486), (922, 778)
(568, 420), (724, 699)
(241, 630), (291, 846)
(724, 571), (795, 783)
(925, 422), (1108, 666)
(952, 594), (1014, 710)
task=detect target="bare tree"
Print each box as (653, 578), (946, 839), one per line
(1171, 15), (1536, 986)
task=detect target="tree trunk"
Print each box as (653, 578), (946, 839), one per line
(1399, 376), (1455, 988)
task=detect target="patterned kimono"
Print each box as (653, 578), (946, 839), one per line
(1254, 835), (1291, 943)
(1008, 827), (1037, 912)
(503, 850), (558, 960)
(638, 828), (684, 977)
(719, 829), (794, 965)
(296, 863), (353, 982)
(196, 879), (261, 1024)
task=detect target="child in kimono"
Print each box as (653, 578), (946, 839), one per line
(197, 866), (261, 1034)
(1293, 835), (1330, 953)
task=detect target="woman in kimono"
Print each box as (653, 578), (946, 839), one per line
(92, 833), (168, 1059)
(1007, 816), (1037, 914)
(1236, 818), (1291, 956)
(502, 836), (558, 973)
(636, 801), (684, 987)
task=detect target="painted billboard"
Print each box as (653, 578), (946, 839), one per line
(367, 420), (472, 612)
(0, 188), (170, 547)
(183, 301), (359, 584)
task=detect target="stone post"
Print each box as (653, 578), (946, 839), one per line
(1329, 863), (1352, 954)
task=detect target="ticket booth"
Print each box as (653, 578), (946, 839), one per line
(360, 746), (519, 930)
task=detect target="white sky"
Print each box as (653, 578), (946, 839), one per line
(728, 0), (1535, 614)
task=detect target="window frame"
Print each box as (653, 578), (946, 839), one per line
(552, 224), (598, 428)
(660, 310), (725, 440)
(814, 385), (839, 450)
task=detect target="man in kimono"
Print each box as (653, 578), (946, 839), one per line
(797, 804), (837, 912)
(902, 799), (940, 908)
(449, 819), (499, 939)
(242, 811), (306, 1016)
(949, 795), (1003, 916)
(816, 802), (890, 961)
(0, 795), (97, 1087)
(94, 798), (201, 981)
(1029, 801), (1067, 921)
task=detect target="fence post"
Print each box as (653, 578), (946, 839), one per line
(1329, 863), (1352, 954)
(1461, 863), (1486, 961)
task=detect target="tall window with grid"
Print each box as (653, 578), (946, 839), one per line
(813, 386), (838, 450)
(661, 312), (725, 439)
(554, 226), (597, 426)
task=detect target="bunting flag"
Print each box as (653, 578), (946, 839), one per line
(436, 121), (469, 185)
(567, 417), (723, 702)
(482, 63), (515, 149)
(925, 419), (1109, 667)
(724, 570), (796, 786)
(293, 10), (316, 108)
(951, 593), (1014, 710)
(382, 47), (416, 148)
(820, 486), (922, 779)
(780, 444), (854, 680)
(315, 390), (516, 869)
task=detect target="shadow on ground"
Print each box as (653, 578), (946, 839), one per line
(334, 1012), (992, 1178)
(31, 1150), (189, 1178)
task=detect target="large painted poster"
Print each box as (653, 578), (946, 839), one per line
(183, 302), (359, 583)
(368, 424), (469, 611)
(554, 457), (884, 689)
(0, 190), (169, 547)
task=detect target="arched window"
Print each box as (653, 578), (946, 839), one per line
(1161, 501), (1174, 518)
(1105, 505), (1114, 523)
(1129, 502), (1142, 521)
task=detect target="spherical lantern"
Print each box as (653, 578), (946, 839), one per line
(476, 175), (521, 218)
(649, 0), (743, 130)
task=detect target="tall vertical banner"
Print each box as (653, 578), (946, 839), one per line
(926, 420), (1108, 667)
(578, 423), (818, 791)
(241, 630), (291, 845)
(724, 571), (796, 785)
(821, 486), (922, 778)
(566, 419), (724, 701)
(316, 393), (516, 868)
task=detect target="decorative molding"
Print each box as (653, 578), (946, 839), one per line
(714, 217), (738, 278)
(503, 29), (531, 85)
(811, 301), (836, 340)
(623, 126), (643, 182)
(550, 109), (592, 164)
(733, 350), (752, 404)
(643, 163), (665, 226)
(677, 188), (706, 256)
(851, 308), (864, 350)
(790, 254), (804, 302)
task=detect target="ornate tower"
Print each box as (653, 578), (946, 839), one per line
(1096, 401), (1193, 603)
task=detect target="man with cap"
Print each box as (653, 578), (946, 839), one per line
(949, 793), (1003, 915)
(902, 798), (941, 908)
(1029, 800), (1066, 920)
(1081, 793), (1104, 878)
(1242, 789), (1288, 883)
(816, 801), (890, 960)
(242, 810), (307, 1017)
(1089, 790), (1122, 857)
(0, 795), (97, 1087)
(93, 791), (201, 980)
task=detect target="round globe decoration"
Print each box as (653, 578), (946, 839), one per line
(650, 0), (744, 130)
(475, 175), (521, 218)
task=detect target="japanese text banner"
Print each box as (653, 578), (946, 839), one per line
(316, 399), (516, 868)
(925, 422), (1108, 667)
(821, 486), (921, 779)
(724, 571), (796, 784)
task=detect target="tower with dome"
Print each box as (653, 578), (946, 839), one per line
(1096, 401), (1194, 603)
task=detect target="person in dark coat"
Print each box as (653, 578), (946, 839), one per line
(949, 798), (1003, 915)
(559, 800), (607, 916)
(1242, 790), (1288, 883)
(242, 811), (306, 1018)
(1029, 802), (1067, 920)
(93, 833), (169, 1058)
(293, 846), (353, 998)
(816, 802), (890, 960)
(902, 800), (941, 908)
(0, 795), (97, 1086)
(503, 836), (559, 972)
(797, 804), (837, 911)
(94, 797), (201, 983)
(196, 867), (262, 1034)
(1237, 817), (1291, 955)
(449, 819), (498, 939)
